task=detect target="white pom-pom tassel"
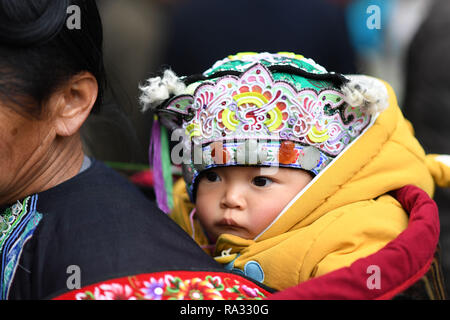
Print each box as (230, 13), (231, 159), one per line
(139, 69), (186, 112)
(341, 75), (389, 116)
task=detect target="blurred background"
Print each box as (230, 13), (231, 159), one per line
(83, 0), (449, 294)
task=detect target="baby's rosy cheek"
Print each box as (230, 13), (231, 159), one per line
(258, 204), (282, 223)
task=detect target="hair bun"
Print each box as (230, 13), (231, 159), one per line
(0, 0), (70, 47)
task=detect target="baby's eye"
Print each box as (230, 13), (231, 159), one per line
(252, 176), (273, 187)
(205, 171), (221, 182)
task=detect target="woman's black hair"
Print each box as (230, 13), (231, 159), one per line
(0, 0), (105, 116)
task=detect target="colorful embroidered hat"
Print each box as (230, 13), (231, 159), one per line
(140, 52), (388, 213)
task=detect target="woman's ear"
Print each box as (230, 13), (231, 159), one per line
(51, 71), (98, 137)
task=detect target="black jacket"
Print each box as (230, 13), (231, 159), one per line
(3, 160), (222, 299)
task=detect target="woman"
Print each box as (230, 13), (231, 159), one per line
(0, 0), (271, 300)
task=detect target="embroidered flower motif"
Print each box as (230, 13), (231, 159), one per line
(98, 283), (137, 300)
(75, 287), (105, 300)
(0, 215), (7, 233)
(226, 284), (266, 300)
(11, 201), (23, 216)
(205, 275), (225, 291)
(75, 292), (92, 300)
(141, 277), (165, 300)
(241, 284), (262, 298)
(173, 278), (223, 300)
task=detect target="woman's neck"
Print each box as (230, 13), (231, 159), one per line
(0, 134), (85, 205)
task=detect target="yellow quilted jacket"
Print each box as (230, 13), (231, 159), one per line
(170, 79), (450, 291)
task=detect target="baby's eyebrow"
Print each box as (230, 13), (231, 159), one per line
(255, 166), (284, 177)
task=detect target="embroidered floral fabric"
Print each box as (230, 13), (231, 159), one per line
(54, 271), (271, 300)
(0, 195), (42, 300)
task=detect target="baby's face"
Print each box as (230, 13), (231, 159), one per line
(195, 166), (313, 241)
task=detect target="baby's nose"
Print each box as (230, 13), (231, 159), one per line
(220, 185), (246, 209)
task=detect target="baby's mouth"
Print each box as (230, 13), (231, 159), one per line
(215, 218), (250, 239)
(217, 218), (241, 228)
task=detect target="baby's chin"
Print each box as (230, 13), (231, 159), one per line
(214, 226), (254, 241)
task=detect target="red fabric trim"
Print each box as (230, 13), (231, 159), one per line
(376, 255), (434, 300)
(269, 185), (439, 300)
(52, 270), (271, 300)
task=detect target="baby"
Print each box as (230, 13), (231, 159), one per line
(140, 52), (446, 291)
